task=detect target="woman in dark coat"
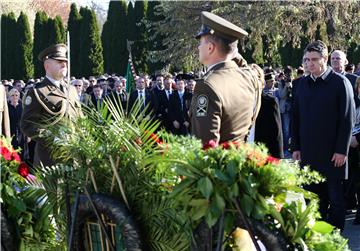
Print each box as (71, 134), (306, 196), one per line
(7, 88), (23, 150)
(255, 93), (284, 158)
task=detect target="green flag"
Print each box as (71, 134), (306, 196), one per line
(125, 58), (135, 93)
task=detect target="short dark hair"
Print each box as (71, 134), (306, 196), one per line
(304, 40), (328, 58)
(345, 63), (355, 72)
(297, 66), (304, 75)
(204, 34), (238, 56)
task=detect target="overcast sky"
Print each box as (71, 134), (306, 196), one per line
(76, 0), (110, 10)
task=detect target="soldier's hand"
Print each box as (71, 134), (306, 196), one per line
(331, 153), (347, 167)
(292, 151), (301, 161)
(183, 121), (190, 128)
(173, 121), (180, 129)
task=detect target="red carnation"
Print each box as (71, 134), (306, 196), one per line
(18, 162), (30, 178)
(222, 142), (231, 149)
(202, 140), (218, 150)
(266, 156), (280, 164)
(0, 146), (12, 161)
(222, 141), (240, 149)
(12, 152), (21, 163)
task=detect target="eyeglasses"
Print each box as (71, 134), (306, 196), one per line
(303, 57), (323, 63)
(11, 94), (19, 97)
(74, 85), (82, 87)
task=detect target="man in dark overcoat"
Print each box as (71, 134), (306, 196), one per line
(292, 40), (355, 231)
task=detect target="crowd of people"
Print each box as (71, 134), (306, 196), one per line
(1, 10), (360, 237)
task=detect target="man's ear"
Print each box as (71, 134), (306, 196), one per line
(207, 41), (215, 54)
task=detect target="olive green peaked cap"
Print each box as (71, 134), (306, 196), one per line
(38, 43), (68, 62)
(195, 11), (248, 42)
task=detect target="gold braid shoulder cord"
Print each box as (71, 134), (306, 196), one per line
(33, 87), (67, 126)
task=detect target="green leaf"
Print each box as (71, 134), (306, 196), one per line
(197, 177), (213, 199)
(226, 159), (237, 179)
(214, 169), (229, 183)
(252, 203), (266, 220)
(14, 199), (27, 212)
(239, 177), (252, 195)
(189, 199), (209, 207)
(24, 225), (34, 237)
(174, 167), (196, 179)
(5, 184), (14, 197)
(229, 183), (239, 198)
(170, 179), (195, 198)
(205, 211), (218, 227)
(190, 199), (209, 221)
(312, 221), (334, 234)
(239, 193), (254, 217)
(214, 193), (225, 212)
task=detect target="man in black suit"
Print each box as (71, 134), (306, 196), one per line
(156, 76), (174, 131)
(152, 75), (164, 121)
(128, 77), (156, 118)
(169, 79), (192, 135)
(108, 79), (127, 112)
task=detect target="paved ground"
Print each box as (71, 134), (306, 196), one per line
(343, 211), (360, 251)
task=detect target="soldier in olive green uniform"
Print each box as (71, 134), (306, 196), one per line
(191, 11), (263, 144)
(20, 44), (82, 168)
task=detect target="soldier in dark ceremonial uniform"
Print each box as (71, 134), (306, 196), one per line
(20, 44), (82, 168)
(190, 11), (263, 144)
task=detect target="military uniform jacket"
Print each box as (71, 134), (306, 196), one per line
(20, 77), (82, 168)
(190, 61), (260, 144)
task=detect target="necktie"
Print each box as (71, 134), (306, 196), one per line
(139, 90), (145, 110)
(179, 93), (183, 110)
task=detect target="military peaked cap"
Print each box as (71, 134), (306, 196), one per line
(38, 44), (68, 62)
(195, 11), (248, 42)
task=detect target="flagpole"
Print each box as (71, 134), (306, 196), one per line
(67, 31), (71, 85)
(65, 31), (72, 235)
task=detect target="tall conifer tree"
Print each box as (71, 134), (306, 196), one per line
(46, 16), (65, 46)
(101, 1), (117, 73)
(112, 1), (128, 75)
(16, 12), (33, 80)
(132, 0), (148, 73)
(146, 1), (166, 73)
(33, 11), (49, 78)
(1, 13), (17, 79)
(68, 3), (82, 77)
(79, 7), (104, 77)
(1, 14), (10, 79)
(54, 16), (66, 43)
